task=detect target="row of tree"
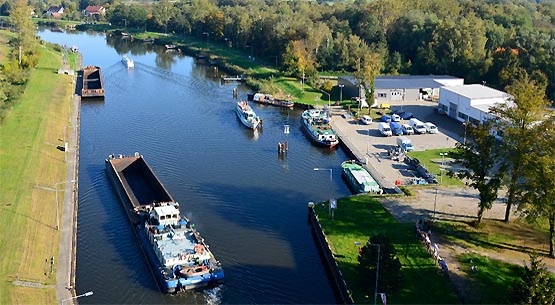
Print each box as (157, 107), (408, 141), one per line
(102, 0), (554, 99)
(3, 0), (552, 99)
(451, 70), (555, 258)
(0, 0), (39, 122)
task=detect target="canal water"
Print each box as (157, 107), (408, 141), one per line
(39, 29), (352, 304)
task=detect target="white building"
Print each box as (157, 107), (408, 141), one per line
(373, 75), (464, 103)
(438, 84), (514, 125)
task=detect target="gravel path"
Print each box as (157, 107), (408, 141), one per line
(379, 186), (555, 303)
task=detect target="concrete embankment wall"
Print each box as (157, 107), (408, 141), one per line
(308, 207), (354, 305)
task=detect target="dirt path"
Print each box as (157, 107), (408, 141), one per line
(379, 186), (555, 303)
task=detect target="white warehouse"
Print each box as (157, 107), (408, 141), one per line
(438, 84), (514, 125)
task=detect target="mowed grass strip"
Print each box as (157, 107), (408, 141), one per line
(315, 195), (459, 304)
(407, 149), (464, 187)
(0, 39), (73, 305)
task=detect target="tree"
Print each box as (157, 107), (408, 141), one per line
(519, 118), (555, 258)
(152, 0), (176, 34)
(450, 121), (501, 223)
(490, 71), (549, 223)
(509, 253), (555, 304)
(9, 0), (37, 67)
(357, 234), (401, 296)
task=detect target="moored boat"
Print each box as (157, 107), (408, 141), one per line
(251, 93), (294, 109)
(235, 100), (261, 131)
(300, 109), (339, 148)
(341, 160), (383, 194)
(105, 153), (224, 293)
(81, 66), (104, 98)
(121, 55), (134, 68)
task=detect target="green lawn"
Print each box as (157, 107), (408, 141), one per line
(407, 149), (465, 186)
(0, 36), (72, 304)
(316, 195), (459, 304)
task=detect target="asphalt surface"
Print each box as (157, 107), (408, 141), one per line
(56, 79), (81, 304)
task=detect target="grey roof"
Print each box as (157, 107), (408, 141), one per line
(375, 75), (462, 89)
(442, 84), (510, 100)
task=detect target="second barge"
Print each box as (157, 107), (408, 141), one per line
(81, 66), (105, 98)
(105, 153), (224, 293)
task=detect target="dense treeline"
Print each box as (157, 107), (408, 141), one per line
(2, 0), (554, 98)
(107, 0), (555, 99)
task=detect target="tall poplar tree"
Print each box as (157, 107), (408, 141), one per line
(490, 71), (549, 223)
(9, 0), (36, 67)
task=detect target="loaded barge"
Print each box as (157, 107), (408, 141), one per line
(105, 153), (224, 293)
(81, 66), (105, 98)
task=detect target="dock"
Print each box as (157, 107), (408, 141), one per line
(81, 66), (104, 98)
(221, 75), (246, 83)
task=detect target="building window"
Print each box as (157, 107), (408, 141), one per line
(458, 112), (468, 121)
(469, 117), (480, 125)
(378, 93), (387, 98)
(438, 104), (448, 111)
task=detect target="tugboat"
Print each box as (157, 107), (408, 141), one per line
(300, 109), (339, 148)
(235, 100), (261, 131)
(105, 153), (224, 293)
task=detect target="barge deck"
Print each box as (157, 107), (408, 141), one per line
(81, 66), (105, 98)
(105, 153), (224, 293)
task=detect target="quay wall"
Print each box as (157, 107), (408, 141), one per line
(308, 206), (354, 305)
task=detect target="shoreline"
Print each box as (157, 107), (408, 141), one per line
(56, 53), (82, 305)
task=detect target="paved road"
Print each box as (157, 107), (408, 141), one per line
(56, 79), (81, 304)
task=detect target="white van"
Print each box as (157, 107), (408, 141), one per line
(401, 124), (414, 135)
(424, 122), (438, 134)
(360, 115), (372, 125)
(409, 118), (427, 134)
(378, 122), (392, 136)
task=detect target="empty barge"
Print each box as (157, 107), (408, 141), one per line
(81, 66), (105, 98)
(105, 153), (224, 293)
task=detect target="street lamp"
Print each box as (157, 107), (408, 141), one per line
(314, 168), (332, 181)
(462, 121), (469, 144)
(439, 152), (448, 184)
(202, 32), (209, 50)
(61, 291), (93, 305)
(339, 84), (344, 103)
(320, 90), (331, 109)
(354, 242), (380, 305)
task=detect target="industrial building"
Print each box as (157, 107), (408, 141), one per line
(437, 84), (514, 125)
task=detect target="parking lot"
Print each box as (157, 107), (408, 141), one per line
(331, 98), (465, 189)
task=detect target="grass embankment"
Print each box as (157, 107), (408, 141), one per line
(435, 218), (553, 303)
(0, 35), (74, 304)
(316, 196), (459, 304)
(407, 149), (465, 187)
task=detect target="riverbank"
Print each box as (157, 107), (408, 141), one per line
(0, 34), (76, 304)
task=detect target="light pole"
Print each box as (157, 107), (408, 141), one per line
(339, 84), (344, 103)
(202, 32), (209, 51)
(320, 90), (331, 109)
(439, 152), (448, 184)
(55, 179), (77, 230)
(433, 187), (438, 223)
(462, 121), (468, 144)
(61, 291), (93, 305)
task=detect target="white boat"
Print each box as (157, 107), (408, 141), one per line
(235, 101), (261, 130)
(121, 55), (134, 68)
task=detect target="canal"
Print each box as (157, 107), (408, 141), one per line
(39, 29), (352, 304)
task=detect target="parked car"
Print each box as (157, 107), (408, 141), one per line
(424, 122), (438, 134)
(409, 118), (427, 134)
(401, 124), (414, 135)
(380, 115), (391, 123)
(390, 122), (403, 136)
(379, 103), (391, 109)
(360, 115), (372, 125)
(399, 112), (414, 120)
(378, 122), (392, 136)
(391, 113), (401, 122)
